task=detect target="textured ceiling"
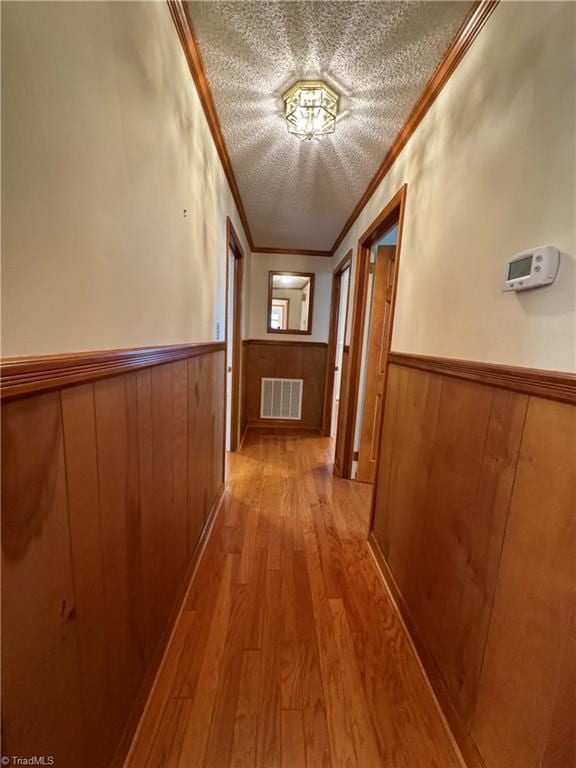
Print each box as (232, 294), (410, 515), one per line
(273, 274), (310, 289)
(186, 1), (474, 251)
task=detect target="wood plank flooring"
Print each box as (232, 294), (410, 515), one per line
(126, 429), (462, 768)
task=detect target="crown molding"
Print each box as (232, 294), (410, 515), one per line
(169, 0), (498, 259)
(329, 0), (499, 256)
(167, 0), (255, 250)
(252, 246), (332, 258)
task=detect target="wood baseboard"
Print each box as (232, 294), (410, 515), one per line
(247, 420), (321, 433)
(367, 533), (486, 768)
(118, 482), (226, 768)
(238, 425), (249, 449)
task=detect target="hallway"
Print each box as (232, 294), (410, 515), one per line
(2, 2), (574, 766)
(127, 430), (461, 768)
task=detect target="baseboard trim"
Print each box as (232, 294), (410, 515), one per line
(367, 532), (486, 768)
(247, 420), (321, 433)
(238, 425), (249, 449)
(117, 481), (225, 768)
(244, 338), (328, 349)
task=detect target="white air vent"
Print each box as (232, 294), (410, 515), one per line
(260, 378), (303, 420)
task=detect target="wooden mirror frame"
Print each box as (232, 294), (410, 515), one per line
(267, 271), (315, 335)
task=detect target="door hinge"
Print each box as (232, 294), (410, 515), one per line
(353, 451), (359, 461)
(368, 262), (375, 274)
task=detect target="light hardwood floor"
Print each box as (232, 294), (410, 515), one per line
(126, 429), (462, 768)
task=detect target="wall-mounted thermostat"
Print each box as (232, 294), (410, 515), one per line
(502, 246), (560, 292)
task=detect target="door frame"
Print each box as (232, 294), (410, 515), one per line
(225, 217), (244, 452)
(322, 250), (352, 436)
(337, 184), (407, 478)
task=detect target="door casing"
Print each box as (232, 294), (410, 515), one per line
(336, 184), (407, 479)
(356, 244), (396, 483)
(225, 217), (244, 452)
(322, 250), (352, 438)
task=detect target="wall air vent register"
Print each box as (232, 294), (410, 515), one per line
(260, 378), (303, 420)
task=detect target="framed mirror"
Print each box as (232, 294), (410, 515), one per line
(267, 271), (315, 335)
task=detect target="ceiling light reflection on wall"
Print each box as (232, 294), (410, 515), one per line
(282, 80), (339, 141)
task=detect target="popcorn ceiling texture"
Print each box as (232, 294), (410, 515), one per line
(187, 1), (473, 251)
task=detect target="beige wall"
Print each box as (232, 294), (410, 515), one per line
(333, 1), (576, 373)
(248, 253), (332, 342)
(1, 1), (250, 356)
(272, 288), (305, 331)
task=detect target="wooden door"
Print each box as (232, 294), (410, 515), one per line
(334, 346), (349, 475)
(225, 218), (244, 453)
(356, 245), (396, 483)
(230, 253), (243, 450)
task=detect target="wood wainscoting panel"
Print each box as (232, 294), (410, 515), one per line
(334, 346), (350, 475)
(94, 373), (148, 739)
(1, 346), (226, 768)
(244, 340), (328, 430)
(370, 354), (576, 768)
(471, 397), (576, 768)
(1, 392), (87, 767)
(239, 340), (248, 445)
(372, 365), (528, 723)
(61, 383), (117, 767)
(187, 352), (226, 545)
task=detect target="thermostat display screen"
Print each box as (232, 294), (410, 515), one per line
(508, 254), (532, 280)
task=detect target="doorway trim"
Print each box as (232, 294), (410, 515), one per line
(322, 250), (352, 436)
(225, 217), (244, 452)
(337, 184), (407, 478)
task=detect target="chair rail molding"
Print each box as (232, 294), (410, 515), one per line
(388, 352), (576, 405)
(0, 342), (226, 400)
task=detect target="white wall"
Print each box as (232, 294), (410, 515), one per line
(1, 1), (251, 356)
(333, 1), (576, 373)
(248, 253), (332, 342)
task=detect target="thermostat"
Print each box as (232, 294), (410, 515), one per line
(502, 246), (560, 291)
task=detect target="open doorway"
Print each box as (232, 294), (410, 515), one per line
(225, 217), (244, 453)
(354, 226), (398, 482)
(322, 251), (351, 469)
(334, 184), (407, 479)
(332, 266), (350, 436)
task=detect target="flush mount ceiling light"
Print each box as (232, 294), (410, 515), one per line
(282, 80), (339, 141)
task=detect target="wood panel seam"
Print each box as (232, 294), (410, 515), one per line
(58, 388), (91, 761)
(467, 392), (529, 728)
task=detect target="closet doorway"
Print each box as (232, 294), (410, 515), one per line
(334, 184), (407, 479)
